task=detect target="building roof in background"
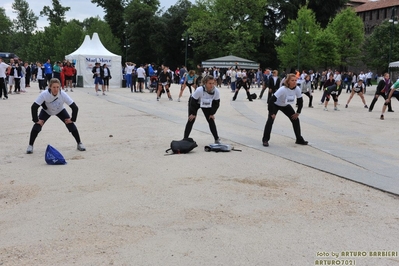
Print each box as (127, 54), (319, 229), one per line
(355, 0), (398, 12)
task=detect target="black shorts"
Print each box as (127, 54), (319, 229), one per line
(138, 78), (144, 83)
(65, 75), (72, 81)
(39, 108), (70, 123)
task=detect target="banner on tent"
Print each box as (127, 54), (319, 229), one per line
(85, 57), (113, 71)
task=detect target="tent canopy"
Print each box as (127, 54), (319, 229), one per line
(65, 33), (122, 88)
(389, 61), (399, 68)
(202, 55), (259, 69)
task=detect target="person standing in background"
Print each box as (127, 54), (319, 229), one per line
(136, 64), (146, 93)
(125, 62), (135, 89)
(53, 61), (61, 82)
(63, 61), (75, 92)
(92, 62), (105, 96)
(230, 67), (237, 93)
(24, 62), (31, 88)
(34, 62), (46, 91)
(259, 68), (271, 100)
(43, 59), (53, 86)
(7, 58), (15, 94)
(102, 63), (112, 92)
(0, 57), (10, 99)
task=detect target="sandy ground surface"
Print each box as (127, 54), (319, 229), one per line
(0, 81), (399, 266)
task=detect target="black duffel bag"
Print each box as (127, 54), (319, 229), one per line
(165, 138), (198, 155)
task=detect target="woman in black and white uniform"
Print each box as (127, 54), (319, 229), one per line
(262, 73), (308, 147)
(345, 78), (368, 108)
(26, 78), (86, 154)
(184, 75), (221, 143)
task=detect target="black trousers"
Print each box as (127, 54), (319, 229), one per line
(14, 78), (21, 92)
(184, 107), (219, 141)
(0, 77), (7, 98)
(369, 92), (392, 111)
(29, 109), (81, 145)
(262, 104), (304, 143)
(233, 87), (252, 101)
(38, 79), (46, 90)
(302, 91), (313, 107)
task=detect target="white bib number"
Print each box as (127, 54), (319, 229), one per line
(200, 98), (212, 108)
(285, 95), (295, 105)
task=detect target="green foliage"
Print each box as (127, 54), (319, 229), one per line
(10, 0), (38, 60)
(53, 20), (84, 59)
(40, 0), (71, 27)
(327, 8), (364, 69)
(363, 21), (399, 73)
(124, 0), (161, 64)
(11, 0), (38, 33)
(159, 0), (193, 68)
(277, 6), (321, 71)
(26, 31), (48, 62)
(0, 8), (12, 52)
(186, 0), (267, 65)
(91, 0), (126, 45)
(312, 29), (340, 69)
(307, 0), (349, 28)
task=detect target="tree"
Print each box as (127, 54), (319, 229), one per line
(27, 31), (47, 62)
(160, 0), (193, 69)
(11, 0), (38, 60)
(91, 0), (126, 45)
(0, 8), (13, 52)
(312, 29), (340, 69)
(363, 21), (399, 73)
(124, 0), (161, 64)
(276, 6), (321, 71)
(307, 0), (349, 28)
(40, 0), (71, 27)
(186, 0), (266, 65)
(327, 7), (364, 70)
(11, 0), (38, 33)
(53, 20), (85, 60)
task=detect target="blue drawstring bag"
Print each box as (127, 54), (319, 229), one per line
(45, 145), (67, 165)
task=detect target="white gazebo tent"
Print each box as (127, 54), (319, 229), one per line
(202, 55), (259, 69)
(65, 33), (122, 88)
(389, 61), (399, 68)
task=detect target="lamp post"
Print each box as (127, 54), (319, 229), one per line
(124, 22), (130, 63)
(181, 32), (192, 67)
(291, 22), (309, 71)
(389, 7), (398, 65)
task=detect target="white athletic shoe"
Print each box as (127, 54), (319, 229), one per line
(26, 145), (33, 154)
(323, 108), (328, 111)
(77, 143), (86, 151)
